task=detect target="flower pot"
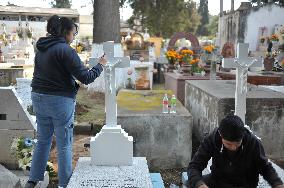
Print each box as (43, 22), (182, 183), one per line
(264, 57), (274, 71)
(181, 64), (191, 75)
(193, 72), (201, 76)
(210, 61), (217, 80)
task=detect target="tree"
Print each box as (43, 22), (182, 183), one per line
(50, 0), (72, 8)
(197, 0), (209, 36)
(93, 0), (120, 43)
(125, 0), (200, 38)
(207, 15), (219, 37)
(250, 0), (284, 6)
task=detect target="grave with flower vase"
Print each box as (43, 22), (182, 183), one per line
(164, 73), (221, 105)
(164, 44), (221, 105)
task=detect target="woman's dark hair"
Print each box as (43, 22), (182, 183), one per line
(47, 15), (78, 37)
(219, 115), (245, 142)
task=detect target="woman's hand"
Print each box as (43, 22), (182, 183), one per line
(99, 54), (107, 66)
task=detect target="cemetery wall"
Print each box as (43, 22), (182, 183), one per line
(218, 4), (284, 51)
(245, 4), (284, 51)
(218, 10), (249, 49)
(185, 80), (284, 159)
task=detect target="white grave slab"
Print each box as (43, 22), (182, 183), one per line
(260, 85), (284, 94)
(67, 157), (153, 188)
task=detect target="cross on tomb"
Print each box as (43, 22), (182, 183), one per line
(91, 41), (130, 127)
(145, 28), (149, 33)
(222, 43), (263, 124)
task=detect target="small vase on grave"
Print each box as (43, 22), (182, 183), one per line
(210, 61), (217, 80)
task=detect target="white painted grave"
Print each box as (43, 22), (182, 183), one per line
(0, 87), (35, 169)
(16, 78), (32, 109)
(222, 43), (263, 124)
(68, 42), (153, 188)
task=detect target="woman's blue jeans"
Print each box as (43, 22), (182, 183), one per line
(29, 92), (75, 187)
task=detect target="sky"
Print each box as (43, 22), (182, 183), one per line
(1, 0), (250, 20)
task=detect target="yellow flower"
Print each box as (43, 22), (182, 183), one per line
(181, 49), (194, 55)
(203, 45), (215, 53)
(271, 34), (279, 41)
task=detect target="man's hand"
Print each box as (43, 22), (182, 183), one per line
(198, 184), (209, 188)
(274, 185), (284, 188)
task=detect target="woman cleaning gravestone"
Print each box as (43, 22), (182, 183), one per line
(24, 15), (107, 188)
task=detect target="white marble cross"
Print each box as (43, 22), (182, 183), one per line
(91, 41), (130, 127)
(222, 43), (263, 124)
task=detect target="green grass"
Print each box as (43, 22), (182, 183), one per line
(75, 88), (105, 125)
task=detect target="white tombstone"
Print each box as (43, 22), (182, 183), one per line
(222, 43), (263, 124)
(67, 42), (153, 188)
(0, 87), (35, 169)
(89, 41), (133, 166)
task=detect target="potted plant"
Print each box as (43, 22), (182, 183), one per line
(203, 44), (216, 65)
(270, 34), (279, 44)
(190, 59), (204, 76)
(165, 49), (179, 71)
(11, 137), (56, 177)
(179, 49), (194, 75)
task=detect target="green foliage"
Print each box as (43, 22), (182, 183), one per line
(197, 0), (209, 36)
(11, 137), (57, 178)
(50, 0), (72, 8)
(206, 15), (219, 37)
(250, 0), (284, 6)
(124, 0), (200, 38)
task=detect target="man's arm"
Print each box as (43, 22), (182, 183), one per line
(256, 140), (283, 187)
(188, 134), (213, 188)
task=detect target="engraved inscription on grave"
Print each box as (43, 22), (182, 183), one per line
(80, 178), (138, 188)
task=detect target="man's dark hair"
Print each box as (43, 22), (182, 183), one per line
(47, 15), (78, 37)
(219, 115), (245, 142)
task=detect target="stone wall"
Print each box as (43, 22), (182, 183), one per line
(185, 80), (284, 159)
(245, 4), (284, 51)
(117, 90), (193, 170)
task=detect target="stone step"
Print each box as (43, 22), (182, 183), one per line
(11, 170), (49, 188)
(0, 164), (21, 188)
